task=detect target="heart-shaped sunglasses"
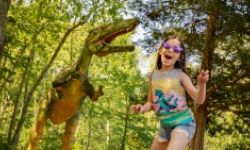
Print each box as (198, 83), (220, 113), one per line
(162, 42), (183, 53)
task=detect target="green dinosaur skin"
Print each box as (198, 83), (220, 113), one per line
(27, 18), (139, 150)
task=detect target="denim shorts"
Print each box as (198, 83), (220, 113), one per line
(156, 120), (196, 142)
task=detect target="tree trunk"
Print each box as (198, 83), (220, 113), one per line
(106, 103), (110, 149)
(8, 47), (34, 144)
(10, 49), (34, 146)
(0, 46), (27, 95)
(86, 120), (91, 150)
(120, 105), (129, 150)
(0, 0), (11, 61)
(189, 103), (208, 150)
(0, 100), (9, 128)
(86, 103), (93, 150)
(0, 82), (13, 130)
(189, 1), (218, 149)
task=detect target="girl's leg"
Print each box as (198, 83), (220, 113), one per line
(150, 137), (169, 150)
(166, 132), (189, 150)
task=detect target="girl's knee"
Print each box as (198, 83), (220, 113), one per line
(150, 137), (169, 150)
(167, 132), (189, 150)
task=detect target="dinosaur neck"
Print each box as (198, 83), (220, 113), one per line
(75, 48), (93, 74)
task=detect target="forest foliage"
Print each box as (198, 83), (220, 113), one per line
(0, 0), (249, 150)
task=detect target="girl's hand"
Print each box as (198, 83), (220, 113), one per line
(197, 70), (209, 84)
(130, 104), (144, 114)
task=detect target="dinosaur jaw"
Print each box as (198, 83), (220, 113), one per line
(87, 18), (139, 55)
(88, 18), (140, 45)
(103, 23), (138, 44)
(95, 45), (135, 57)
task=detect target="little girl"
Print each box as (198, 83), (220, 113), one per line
(130, 36), (209, 150)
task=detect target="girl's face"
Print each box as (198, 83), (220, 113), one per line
(159, 38), (181, 70)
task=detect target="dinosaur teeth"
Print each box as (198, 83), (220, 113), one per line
(107, 27), (133, 37)
(104, 26), (134, 44)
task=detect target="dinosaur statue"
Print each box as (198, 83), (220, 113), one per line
(27, 18), (139, 150)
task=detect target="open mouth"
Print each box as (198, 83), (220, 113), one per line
(165, 54), (172, 60)
(98, 23), (138, 44)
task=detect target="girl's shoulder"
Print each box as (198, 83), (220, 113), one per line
(147, 71), (154, 77)
(180, 70), (191, 81)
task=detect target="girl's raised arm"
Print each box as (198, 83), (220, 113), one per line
(180, 70), (209, 104)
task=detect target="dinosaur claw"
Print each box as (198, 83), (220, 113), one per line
(91, 85), (104, 102)
(98, 85), (103, 89)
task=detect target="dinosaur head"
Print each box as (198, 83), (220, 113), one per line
(86, 18), (139, 56)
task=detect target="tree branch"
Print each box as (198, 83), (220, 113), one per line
(207, 107), (242, 116)
(208, 99), (250, 105)
(206, 68), (250, 99)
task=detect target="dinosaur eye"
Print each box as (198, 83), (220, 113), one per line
(90, 29), (98, 35)
(89, 45), (94, 50)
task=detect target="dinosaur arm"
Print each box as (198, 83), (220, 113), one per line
(80, 82), (95, 98)
(80, 83), (103, 102)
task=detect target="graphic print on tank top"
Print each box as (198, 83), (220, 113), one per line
(151, 70), (188, 114)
